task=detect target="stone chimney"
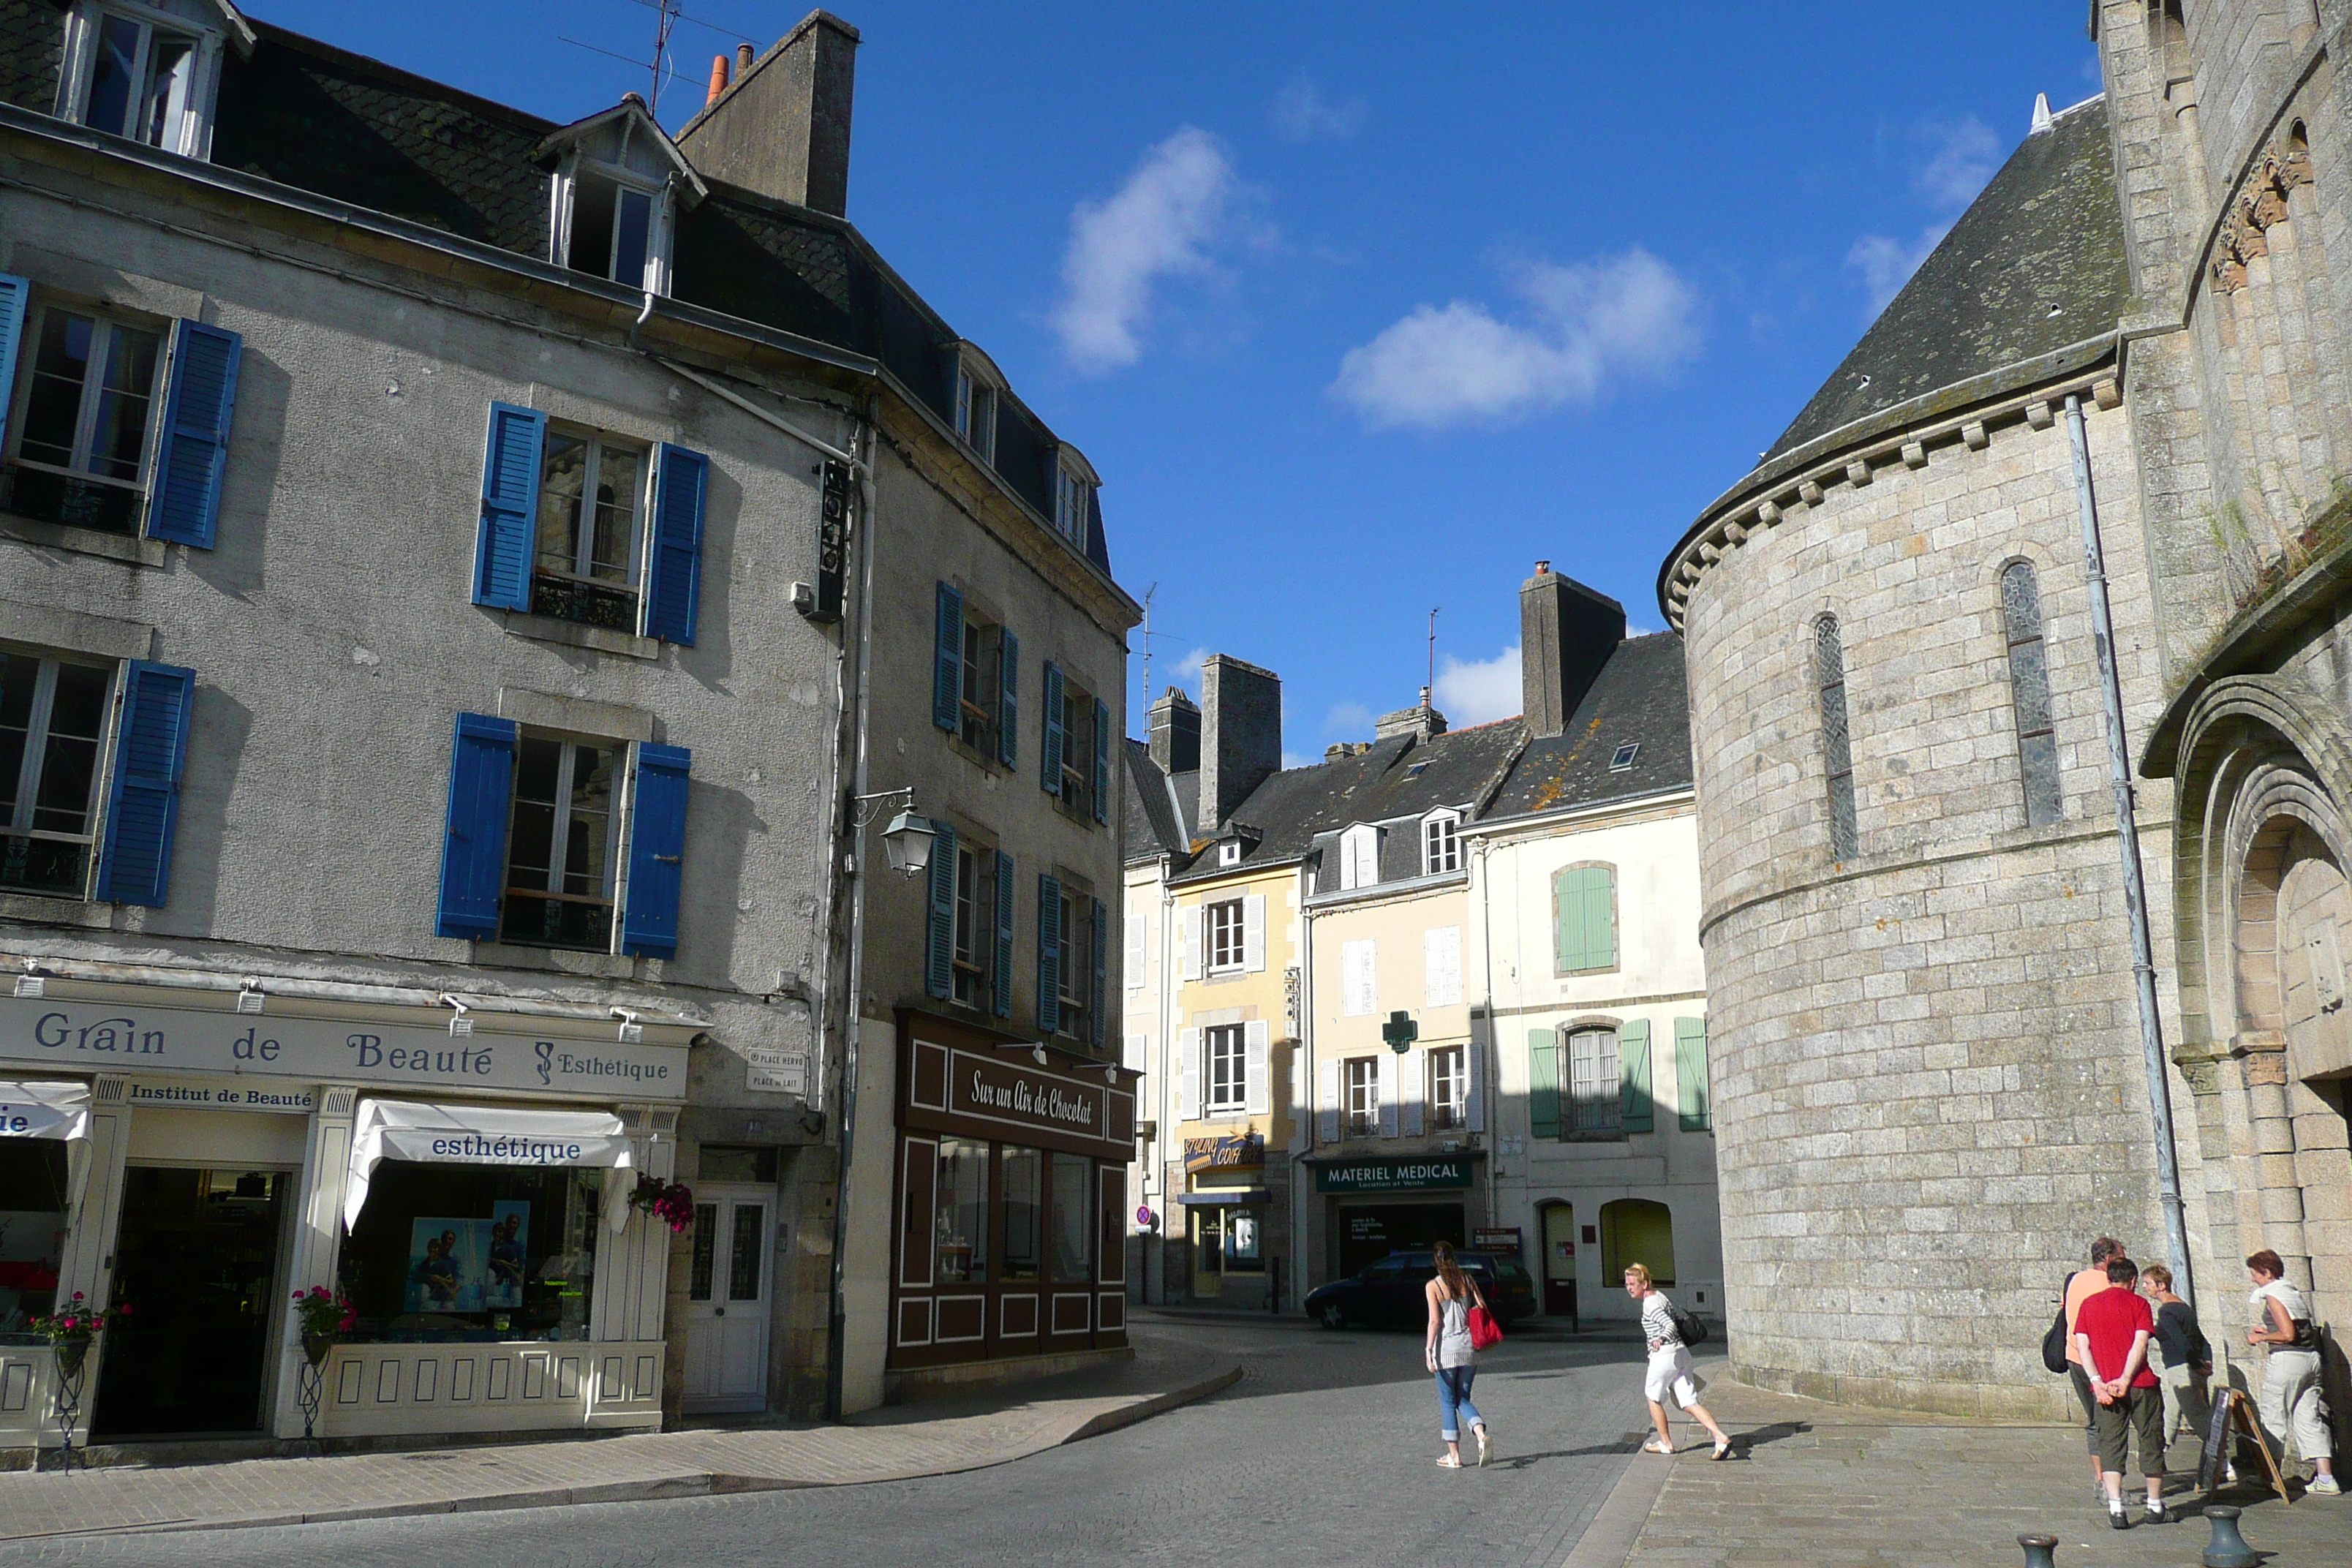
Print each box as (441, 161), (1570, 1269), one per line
(1147, 687), (1200, 775)
(1520, 560), (1626, 738)
(677, 10), (859, 216)
(1200, 655), (1281, 830)
(1373, 687), (1447, 744)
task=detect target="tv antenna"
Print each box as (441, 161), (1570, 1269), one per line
(647, 0), (680, 113)
(1139, 583), (1158, 728)
(1427, 606), (1440, 707)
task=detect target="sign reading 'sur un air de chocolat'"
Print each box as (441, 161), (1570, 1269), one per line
(0, 995), (690, 1101)
(901, 1032), (1137, 1161)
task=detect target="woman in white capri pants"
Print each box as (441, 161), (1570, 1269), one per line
(2245, 1248), (2337, 1496)
(1624, 1263), (1733, 1459)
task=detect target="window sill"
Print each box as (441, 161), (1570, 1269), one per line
(0, 513), (168, 568)
(470, 941), (650, 980)
(499, 611), (661, 661)
(0, 889), (116, 928)
(945, 734), (1008, 774)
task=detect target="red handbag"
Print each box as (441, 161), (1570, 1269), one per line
(1468, 1292), (1504, 1350)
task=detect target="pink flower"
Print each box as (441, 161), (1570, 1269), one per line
(116, 1303), (131, 1316)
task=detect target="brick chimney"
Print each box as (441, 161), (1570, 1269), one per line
(677, 10), (859, 216)
(1199, 656), (1281, 830)
(1147, 687), (1200, 774)
(1520, 561), (1625, 738)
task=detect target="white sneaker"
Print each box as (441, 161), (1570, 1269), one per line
(2308, 1474), (2342, 1496)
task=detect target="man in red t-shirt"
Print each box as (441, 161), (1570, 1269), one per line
(2073, 1256), (2168, 1527)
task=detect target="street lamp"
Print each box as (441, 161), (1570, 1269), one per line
(878, 807), (935, 878)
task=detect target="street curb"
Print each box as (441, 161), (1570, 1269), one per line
(3, 1359), (1245, 1541)
(1556, 1440), (1673, 1568)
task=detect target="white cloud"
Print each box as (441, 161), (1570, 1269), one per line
(1845, 224), (1951, 315)
(1844, 116), (2000, 320)
(1913, 116), (1999, 210)
(1434, 644), (1522, 727)
(1324, 701), (1374, 737)
(1281, 750), (1317, 771)
(1050, 127), (1238, 374)
(1332, 249), (1701, 429)
(1272, 76), (1365, 142)
(1158, 645), (1213, 696)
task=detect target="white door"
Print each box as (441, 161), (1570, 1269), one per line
(681, 1183), (776, 1413)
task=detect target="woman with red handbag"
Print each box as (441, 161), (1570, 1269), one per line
(1425, 1242), (1499, 1467)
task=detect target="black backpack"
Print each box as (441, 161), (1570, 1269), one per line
(1670, 1300), (1710, 1346)
(2041, 1271), (2075, 1375)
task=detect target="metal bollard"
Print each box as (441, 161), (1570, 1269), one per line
(2199, 1505), (2258, 1568)
(2016, 1533), (2059, 1568)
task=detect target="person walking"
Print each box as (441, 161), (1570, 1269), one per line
(2074, 1255), (2168, 1528)
(2137, 1264), (2212, 1448)
(1425, 1242), (1493, 1469)
(2062, 1237), (2125, 1495)
(1624, 1262), (1733, 1459)
(2245, 1248), (2339, 1496)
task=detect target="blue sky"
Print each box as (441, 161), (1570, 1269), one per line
(257, 1), (2103, 764)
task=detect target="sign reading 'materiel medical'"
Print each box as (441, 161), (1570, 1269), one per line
(0, 995), (690, 1101)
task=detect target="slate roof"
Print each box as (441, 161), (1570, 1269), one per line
(1766, 96), (2129, 460)
(1122, 740), (1189, 865)
(1485, 633), (1692, 820)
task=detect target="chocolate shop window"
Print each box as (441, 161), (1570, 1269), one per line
(0, 1139), (69, 1337)
(933, 1137), (990, 1284)
(1001, 1145), (1042, 1281)
(339, 1162), (603, 1343)
(1048, 1152), (1091, 1281)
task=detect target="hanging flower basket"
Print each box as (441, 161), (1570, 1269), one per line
(29, 1294), (129, 1378)
(627, 1173), (696, 1232)
(292, 1286), (356, 1365)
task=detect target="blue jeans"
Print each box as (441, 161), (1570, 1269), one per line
(1435, 1365), (1482, 1442)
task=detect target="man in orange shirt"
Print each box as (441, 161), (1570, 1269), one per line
(2063, 1237), (2124, 1494)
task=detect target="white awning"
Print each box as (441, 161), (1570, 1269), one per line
(0, 1080), (91, 1141)
(345, 1098), (636, 1232)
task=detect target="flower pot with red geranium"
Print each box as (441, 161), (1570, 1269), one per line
(626, 1172), (696, 1232)
(291, 1286), (357, 1365)
(29, 1294), (129, 1381)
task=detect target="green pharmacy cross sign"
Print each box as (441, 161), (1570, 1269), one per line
(1382, 1010), (1419, 1054)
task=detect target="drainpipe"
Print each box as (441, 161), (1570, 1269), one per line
(1158, 856), (1178, 1306)
(2065, 392), (2195, 1308)
(823, 398), (882, 1422)
(1297, 866), (1319, 1300)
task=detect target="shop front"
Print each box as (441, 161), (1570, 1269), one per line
(889, 1013), (1136, 1384)
(1310, 1153), (1483, 1281)
(0, 976), (693, 1454)
(1177, 1132), (1281, 1310)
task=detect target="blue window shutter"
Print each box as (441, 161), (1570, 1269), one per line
(146, 320), (243, 548)
(644, 443), (709, 645)
(0, 273), (29, 451)
(1090, 896), (1107, 1047)
(434, 713), (517, 939)
(96, 661), (195, 906)
(473, 403), (544, 611)
(932, 582), (964, 732)
(1091, 697), (1111, 825)
(924, 821), (957, 999)
(992, 850), (1015, 1018)
(1040, 662), (1066, 794)
(1620, 1018), (1654, 1134)
(996, 629), (1019, 768)
(1676, 1017), (1711, 1131)
(1527, 1030), (1559, 1140)
(1036, 873), (1062, 1035)
(621, 742), (692, 958)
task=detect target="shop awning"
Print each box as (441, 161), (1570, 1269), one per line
(0, 1080), (90, 1141)
(1176, 1188), (1272, 1207)
(346, 1098), (636, 1231)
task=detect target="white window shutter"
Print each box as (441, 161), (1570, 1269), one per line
(1342, 940), (1378, 1017)
(1243, 893), (1267, 973)
(1178, 1028), (1202, 1121)
(1377, 1051), (1399, 1138)
(1179, 904), (1200, 980)
(1126, 901), (1147, 990)
(1244, 1019), (1270, 1115)
(1424, 926), (1461, 1008)
(1402, 1048), (1425, 1137)
(1316, 1059), (1339, 1142)
(1466, 1032), (1485, 1131)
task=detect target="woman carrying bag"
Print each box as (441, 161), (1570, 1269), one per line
(1425, 1242), (1499, 1468)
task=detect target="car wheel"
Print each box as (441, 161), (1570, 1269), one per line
(1319, 1303), (1349, 1330)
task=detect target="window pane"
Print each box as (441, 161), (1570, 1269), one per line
(561, 745), (614, 897)
(687, 1205), (717, 1300)
(135, 31), (195, 148)
(506, 737), (561, 892)
(935, 1137), (989, 1284)
(537, 434), (588, 575)
(83, 17), (141, 137)
(589, 443), (641, 582)
(728, 1203), (764, 1300)
(0, 655), (36, 823)
(568, 176), (619, 275)
(1001, 1145), (1041, 1280)
(338, 1161), (602, 1343)
(0, 1139), (70, 1327)
(1223, 1209), (1263, 1273)
(87, 323), (160, 481)
(1047, 1153), (1090, 1281)
(30, 661), (108, 834)
(21, 312), (95, 470)
(614, 188), (653, 286)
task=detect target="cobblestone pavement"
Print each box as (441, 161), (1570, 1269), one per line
(1620, 1379), (2348, 1568)
(0, 1316), (1667, 1568)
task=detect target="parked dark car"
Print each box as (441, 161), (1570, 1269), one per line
(1305, 1250), (1538, 1330)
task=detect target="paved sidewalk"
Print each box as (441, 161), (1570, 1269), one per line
(1588, 1373), (2342, 1568)
(0, 1330), (1237, 1542)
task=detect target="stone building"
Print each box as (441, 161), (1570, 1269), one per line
(0, 1), (1131, 1452)
(1660, 1), (2352, 1426)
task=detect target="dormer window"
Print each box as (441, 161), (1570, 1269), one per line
(1421, 810), (1461, 875)
(1218, 840), (1241, 867)
(59, 1), (228, 159)
(566, 171), (660, 286)
(954, 364), (997, 464)
(1338, 823), (1382, 891)
(1052, 450), (1096, 548)
(540, 101), (704, 295)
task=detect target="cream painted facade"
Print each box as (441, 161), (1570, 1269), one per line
(1467, 790), (1719, 1324)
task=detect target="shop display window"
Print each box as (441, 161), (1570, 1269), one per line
(340, 1161), (603, 1343)
(934, 1138), (989, 1284)
(0, 1139), (69, 1338)
(1001, 1145), (1041, 1281)
(1047, 1152), (1090, 1280)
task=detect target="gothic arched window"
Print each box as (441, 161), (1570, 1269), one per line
(2000, 560), (2063, 826)
(1814, 614), (1858, 860)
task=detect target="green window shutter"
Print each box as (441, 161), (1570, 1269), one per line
(1586, 867), (1616, 969)
(1528, 1029), (1559, 1139)
(1620, 1017), (1654, 1133)
(1552, 868), (1583, 972)
(1676, 1017), (1711, 1130)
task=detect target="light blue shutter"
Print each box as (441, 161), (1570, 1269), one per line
(997, 629), (1019, 768)
(924, 821), (957, 999)
(1036, 873), (1062, 1035)
(146, 320), (242, 548)
(1676, 1017), (1711, 1131)
(96, 661), (195, 906)
(620, 742), (691, 957)
(434, 713), (517, 938)
(1092, 696), (1111, 825)
(643, 443), (709, 645)
(1587, 867), (1618, 969)
(1040, 662), (1066, 794)
(1621, 1018), (1654, 1134)
(0, 273), (29, 451)
(992, 849), (1015, 1018)
(1528, 1030), (1559, 1140)
(1553, 867), (1583, 971)
(473, 403), (544, 611)
(932, 583), (963, 733)
(1090, 896), (1108, 1047)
